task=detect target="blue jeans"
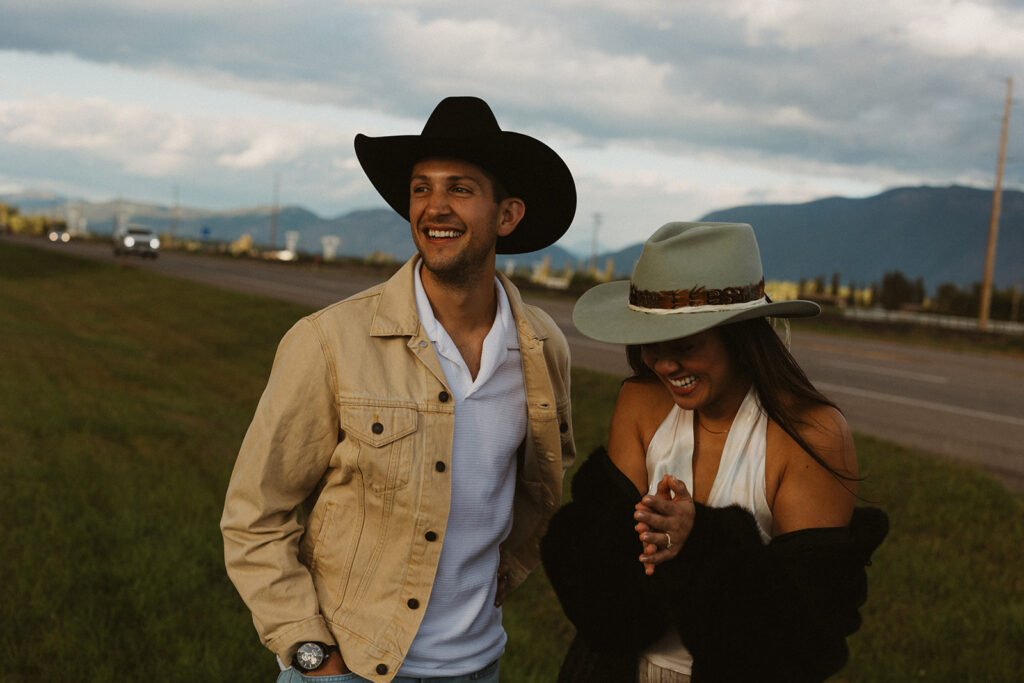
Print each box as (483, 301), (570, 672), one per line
(276, 659), (500, 683)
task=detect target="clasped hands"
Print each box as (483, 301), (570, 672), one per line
(634, 474), (695, 575)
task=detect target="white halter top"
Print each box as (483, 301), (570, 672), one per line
(641, 386), (773, 674)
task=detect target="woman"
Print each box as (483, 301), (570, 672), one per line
(541, 222), (888, 683)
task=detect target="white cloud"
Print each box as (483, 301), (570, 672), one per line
(0, 89), (351, 175)
(1, 1), (1021, 231)
(382, 10), (675, 116)
(722, 0), (1024, 60)
(218, 135), (296, 169)
(903, 1), (1024, 59)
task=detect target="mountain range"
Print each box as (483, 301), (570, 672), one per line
(5, 184), (1022, 291)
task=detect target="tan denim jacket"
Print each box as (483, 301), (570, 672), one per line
(220, 256), (574, 681)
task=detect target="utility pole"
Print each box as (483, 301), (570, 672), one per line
(1011, 282), (1022, 323)
(170, 185), (180, 244)
(979, 77), (1013, 331)
(269, 173), (280, 250)
(589, 212), (601, 275)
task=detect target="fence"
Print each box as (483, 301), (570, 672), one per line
(843, 307), (1024, 335)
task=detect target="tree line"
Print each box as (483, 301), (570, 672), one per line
(797, 269), (1022, 322)
(0, 202), (67, 236)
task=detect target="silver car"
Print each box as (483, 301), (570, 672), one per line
(113, 225), (160, 259)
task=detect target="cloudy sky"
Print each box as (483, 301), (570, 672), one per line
(1, 0), (1022, 252)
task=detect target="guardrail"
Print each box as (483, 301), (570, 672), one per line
(843, 307), (1024, 335)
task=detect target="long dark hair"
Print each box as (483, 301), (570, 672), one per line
(626, 317), (859, 482)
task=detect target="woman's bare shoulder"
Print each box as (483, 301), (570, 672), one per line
(616, 379), (675, 425)
(618, 377), (672, 403)
(608, 378), (675, 492)
(794, 403), (857, 474)
(767, 401), (858, 534)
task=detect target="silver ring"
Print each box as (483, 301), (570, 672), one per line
(665, 532), (673, 550)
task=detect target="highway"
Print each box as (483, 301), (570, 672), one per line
(8, 233), (1024, 492)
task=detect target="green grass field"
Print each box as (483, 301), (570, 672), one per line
(2, 240), (1021, 682)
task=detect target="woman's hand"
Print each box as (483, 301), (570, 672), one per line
(634, 474), (695, 575)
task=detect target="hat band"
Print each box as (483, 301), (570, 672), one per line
(628, 279), (765, 315)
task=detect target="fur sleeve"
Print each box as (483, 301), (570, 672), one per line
(540, 448), (669, 655)
(660, 504), (889, 682)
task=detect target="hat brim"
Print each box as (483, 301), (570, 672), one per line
(354, 132), (576, 254)
(572, 280), (821, 345)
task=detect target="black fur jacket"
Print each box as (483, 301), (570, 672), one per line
(540, 447), (889, 683)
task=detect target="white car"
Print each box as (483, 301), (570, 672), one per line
(114, 225), (160, 259)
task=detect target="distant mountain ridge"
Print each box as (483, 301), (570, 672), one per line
(599, 185), (1023, 291)
(5, 184), (1022, 290)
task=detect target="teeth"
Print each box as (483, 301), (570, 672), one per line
(668, 376), (696, 389)
(428, 229), (462, 239)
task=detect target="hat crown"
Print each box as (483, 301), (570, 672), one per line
(421, 96), (501, 138)
(632, 222), (764, 293)
(572, 221), (820, 345)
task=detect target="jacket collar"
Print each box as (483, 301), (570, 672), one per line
(370, 256), (422, 337)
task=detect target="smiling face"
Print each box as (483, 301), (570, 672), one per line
(640, 328), (749, 417)
(408, 157), (522, 287)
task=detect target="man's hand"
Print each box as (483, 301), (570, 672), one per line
(303, 650), (349, 677)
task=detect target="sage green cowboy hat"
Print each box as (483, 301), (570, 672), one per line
(573, 221), (820, 345)
(354, 96), (576, 254)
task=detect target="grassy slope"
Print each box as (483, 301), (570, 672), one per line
(1, 241), (1021, 681)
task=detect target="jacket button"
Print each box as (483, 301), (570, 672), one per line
(408, 598), (420, 609)
(435, 461), (446, 472)
(371, 422), (384, 434)
(376, 664), (388, 675)
(438, 391), (450, 403)
(425, 531), (437, 542)
(559, 421), (568, 433)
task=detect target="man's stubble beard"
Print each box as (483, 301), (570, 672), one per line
(421, 249), (491, 289)
(418, 229), (498, 290)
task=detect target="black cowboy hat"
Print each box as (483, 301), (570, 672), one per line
(354, 96), (577, 254)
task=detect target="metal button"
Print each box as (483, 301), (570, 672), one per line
(435, 461), (446, 472)
(438, 391), (450, 403)
(376, 664), (388, 675)
(559, 421), (568, 433)
(408, 598), (420, 609)
(425, 531), (438, 542)
(372, 422), (384, 434)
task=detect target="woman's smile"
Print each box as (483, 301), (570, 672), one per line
(666, 374), (697, 392)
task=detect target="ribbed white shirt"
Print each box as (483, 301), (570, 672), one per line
(400, 264), (527, 676)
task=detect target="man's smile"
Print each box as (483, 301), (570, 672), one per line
(426, 227), (464, 240)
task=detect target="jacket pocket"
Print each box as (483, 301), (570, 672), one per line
(338, 400), (419, 493)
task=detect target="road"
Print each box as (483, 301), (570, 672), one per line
(8, 234), (1024, 492)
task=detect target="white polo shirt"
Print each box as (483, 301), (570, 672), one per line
(400, 264), (528, 676)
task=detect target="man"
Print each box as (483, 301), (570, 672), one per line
(221, 96), (577, 682)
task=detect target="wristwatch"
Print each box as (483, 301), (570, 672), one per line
(293, 642), (333, 672)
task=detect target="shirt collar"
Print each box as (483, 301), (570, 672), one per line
(414, 263), (518, 395)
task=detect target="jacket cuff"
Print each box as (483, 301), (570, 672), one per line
(267, 615), (336, 669)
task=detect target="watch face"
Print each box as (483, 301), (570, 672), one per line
(295, 642), (326, 671)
